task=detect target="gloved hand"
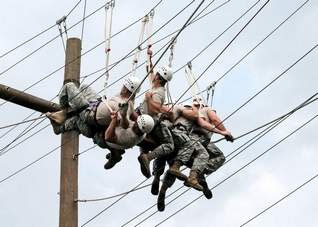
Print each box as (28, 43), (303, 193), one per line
(225, 134), (234, 142)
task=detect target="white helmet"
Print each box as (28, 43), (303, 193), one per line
(123, 76), (141, 93)
(157, 65), (173, 82)
(137, 114), (155, 134)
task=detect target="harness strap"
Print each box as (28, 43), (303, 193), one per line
(104, 0), (115, 96)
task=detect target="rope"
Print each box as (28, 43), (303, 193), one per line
(184, 62), (203, 104)
(146, 9), (155, 48)
(103, 0), (115, 97)
(132, 14), (149, 77)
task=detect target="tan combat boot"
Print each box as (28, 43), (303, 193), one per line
(184, 170), (203, 191)
(46, 109), (67, 125)
(138, 152), (156, 178)
(167, 161), (187, 181)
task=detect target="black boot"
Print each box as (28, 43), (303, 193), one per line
(157, 184), (168, 212)
(151, 175), (160, 195)
(104, 152), (122, 169)
(199, 177), (213, 199)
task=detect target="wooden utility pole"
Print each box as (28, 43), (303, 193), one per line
(59, 38), (81, 227)
(0, 84), (60, 113)
(0, 38), (81, 227)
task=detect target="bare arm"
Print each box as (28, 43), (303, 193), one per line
(197, 117), (231, 137)
(105, 112), (119, 143)
(146, 47), (155, 83)
(145, 92), (169, 115)
(181, 107), (199, 121)
(207, 109), (226, 131)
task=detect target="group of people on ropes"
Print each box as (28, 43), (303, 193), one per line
(46, 45), (234, 211)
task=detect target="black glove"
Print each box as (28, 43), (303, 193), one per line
(225, 134), (234, 142)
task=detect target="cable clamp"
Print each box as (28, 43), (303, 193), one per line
(56, 15), (67, 25)
(207, 81), (216, 91)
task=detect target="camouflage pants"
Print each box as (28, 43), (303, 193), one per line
(161, 133), (225, 188)
(57, 82), (100, 137)
(172, 125), (209, 175)
(190, 133), (225, 175)
(140, 120), (174, 156)
(138, 121), (174, 177)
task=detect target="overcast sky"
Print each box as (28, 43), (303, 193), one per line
(0, 0), (317, 226)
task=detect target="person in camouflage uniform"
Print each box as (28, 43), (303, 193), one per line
(46, 77), (142, 168)
(156, 98), (234, 211)
(137, 46), (175, 179)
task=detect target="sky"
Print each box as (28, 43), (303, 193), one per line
(0, 0), (318, 226)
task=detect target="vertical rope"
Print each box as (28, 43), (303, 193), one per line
(132, 15), (149, 77)
(104, 0), (115, 97)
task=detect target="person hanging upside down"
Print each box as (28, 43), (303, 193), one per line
(45, 77), (142, 167)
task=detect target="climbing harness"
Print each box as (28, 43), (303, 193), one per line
(146, 10), (155, 48)
(103, 0), (115, 97)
